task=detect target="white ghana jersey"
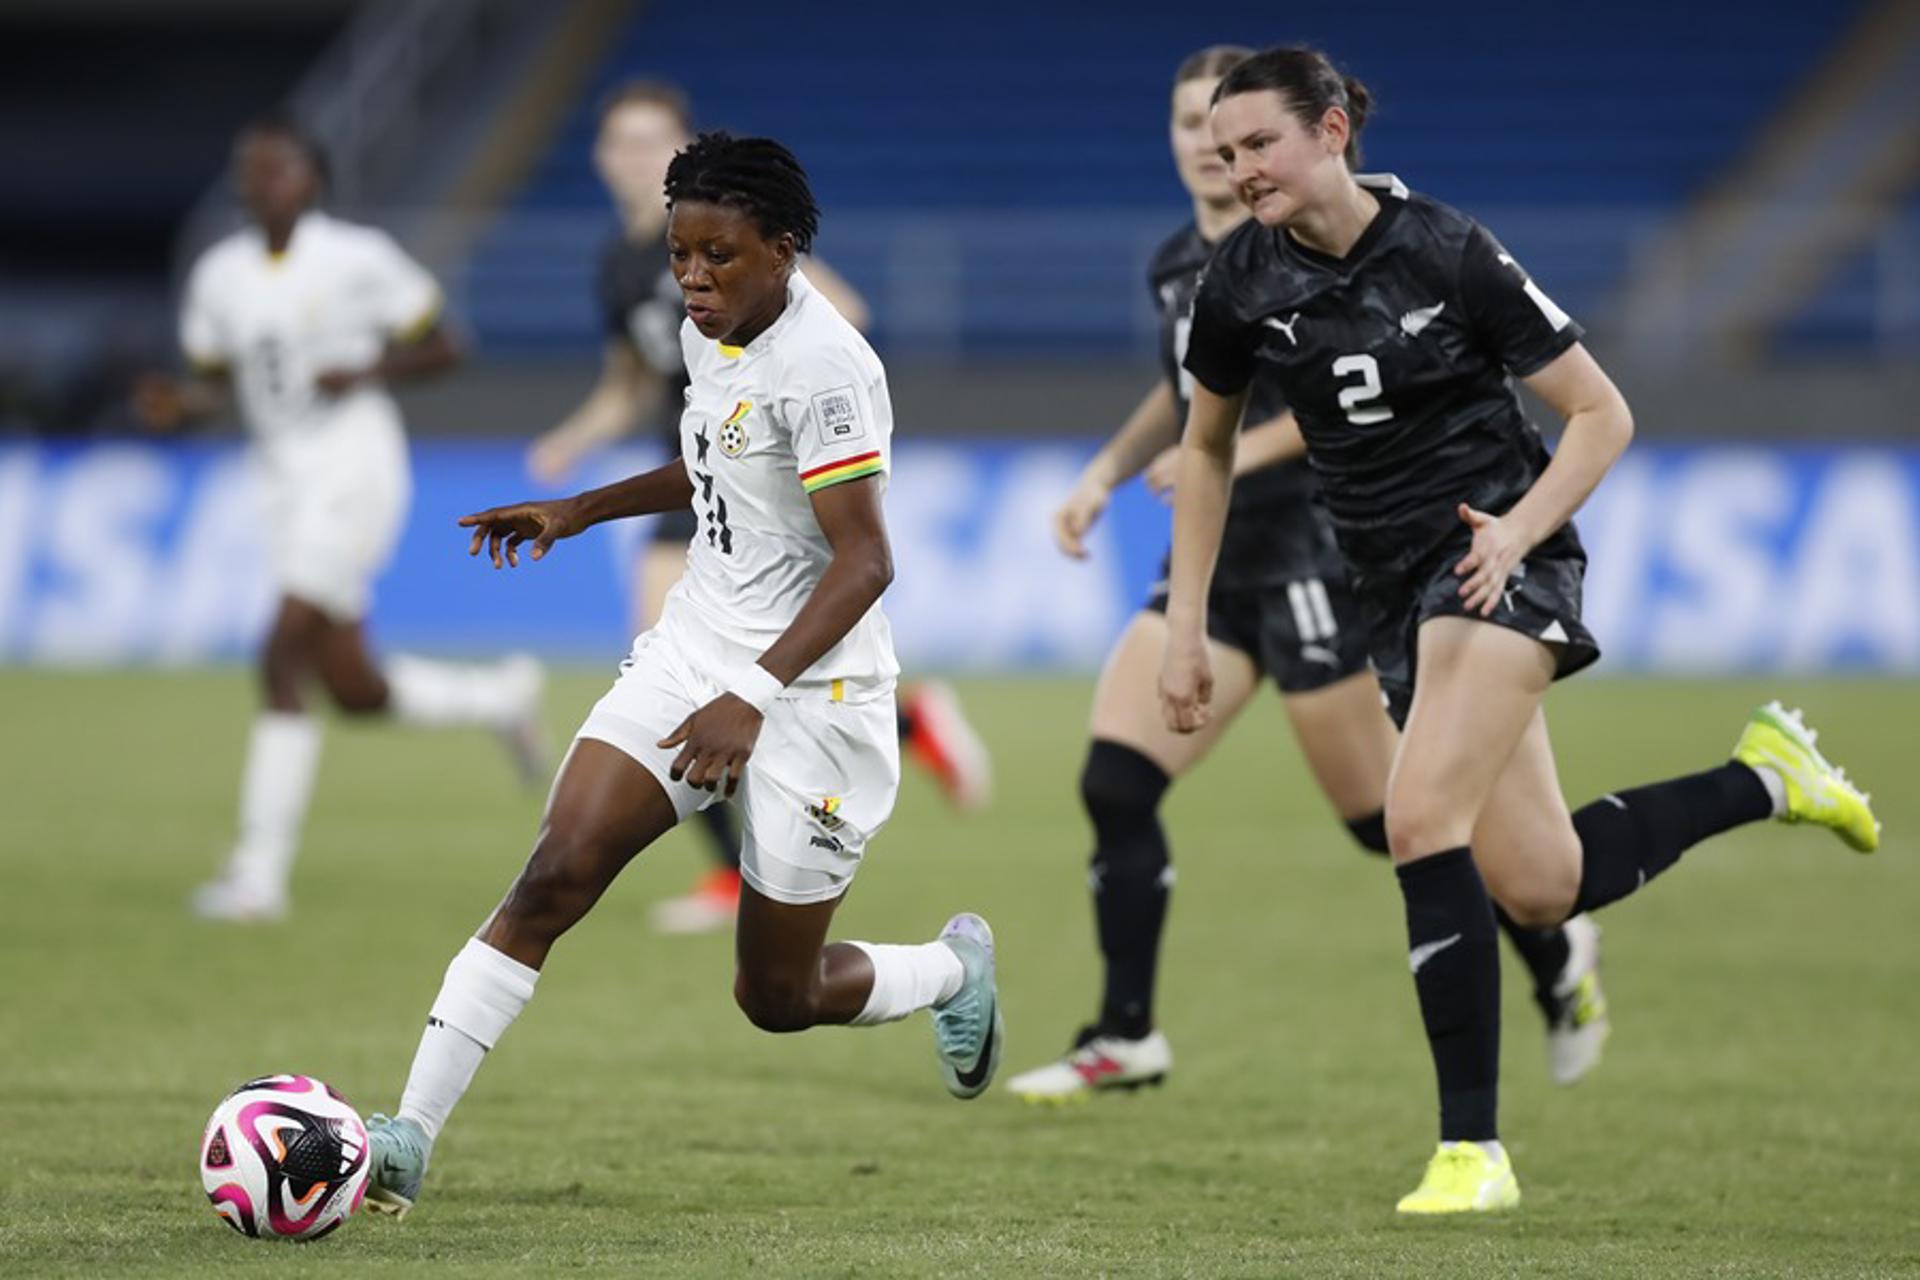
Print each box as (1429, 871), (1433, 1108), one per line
(179, 210), (440, 478)
(668, 269), (899, 691)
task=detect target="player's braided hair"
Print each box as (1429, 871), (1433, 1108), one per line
(1212, 46), (1373, 168)
(664, 131), (819, 254)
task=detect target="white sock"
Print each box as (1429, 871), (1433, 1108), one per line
(388, 654), (534, 730)
(395, 1022), (485, 1143)
(1747, 763), (1789, 818)
(845, 941), (965, 1026)
(397, 938), (540, 1140)
(226, 712), (323, 895)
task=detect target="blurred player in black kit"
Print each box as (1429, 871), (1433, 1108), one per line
(1009, 46), (1608, 1104)
(1165, 45), (1879, 1214)
(529, 82), (991, 934)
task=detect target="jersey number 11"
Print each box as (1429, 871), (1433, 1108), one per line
(694, 471), (733, 555)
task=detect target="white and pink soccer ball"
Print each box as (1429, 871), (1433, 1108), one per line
(199, 1074), (370, 1241)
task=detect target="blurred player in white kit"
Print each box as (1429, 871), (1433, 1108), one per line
(137, 113), (546, 923)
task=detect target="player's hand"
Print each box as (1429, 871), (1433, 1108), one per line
(458, 498), (586, 568)
(526, 431), (585, 486)
(1158, 628), (1214, 734)
(1453, 502), (1530, 617)
(1052, 476), (1111, 559)
(131, 374), (187, 432)
(1143, 446), (1181, 503)
(314, 367), (367, 396)
(658, 694), (763, 797)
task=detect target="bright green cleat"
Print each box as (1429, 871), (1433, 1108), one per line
(1733, 702), (1880, 853)
(364, 1113), (432, 1219)
(931, 913), (1003, 1099)
(1395, 1141), (1521, 1215)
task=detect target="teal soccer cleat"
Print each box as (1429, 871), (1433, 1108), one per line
(364, 1113), (433, 1219)
(931, 913), (1004, 1100)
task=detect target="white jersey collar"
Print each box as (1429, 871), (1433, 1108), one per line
(248, 209), (327, 264)
(1356, 172), (1411, 199)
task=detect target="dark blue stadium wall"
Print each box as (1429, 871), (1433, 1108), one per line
(462, 0), (1867, 358)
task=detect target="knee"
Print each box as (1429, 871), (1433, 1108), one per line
(1081, 747), (1172, 888)
(1344, 809), (1390, 856)
(498, 830), (603, 934)
(1080, 741), (1170, 837)
(1487, 860), (1581, 929)
(1384, 794), (1471, 863)
(259, 631), (314, 695)
(732, 969), (818, 1034)
(324, 673), (389, 717)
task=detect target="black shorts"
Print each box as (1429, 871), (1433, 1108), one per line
(1146, 564), (1371, 695)
(650, 506), (699, 545)
(1357, 544), (1601, 729)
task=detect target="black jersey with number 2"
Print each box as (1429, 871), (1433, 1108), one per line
(597, 229), (691, 450)
(1182, 175), (1585, 581)
(1149, 222), (1340, 590)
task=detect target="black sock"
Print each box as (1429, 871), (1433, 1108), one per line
(1493, 905), (1571, 1016)
(1572, 762), (1772, 915)
(1396, 847), (1501, 1142)
(1081, 740), (1172, 1040)
(1345, 810), (1389, 857)
(695, 803), (740, 872)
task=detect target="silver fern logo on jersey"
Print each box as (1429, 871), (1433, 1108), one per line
(719, 400), (751, 458)
(1400, 300), (1446, 337)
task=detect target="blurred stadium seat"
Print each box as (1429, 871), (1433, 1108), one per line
(458, 0), (1887, 358)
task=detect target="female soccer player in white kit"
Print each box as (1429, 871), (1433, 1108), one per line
(526, 81), (990, 936)
(360, 132), (1004, 1216)
(136, 115), (546, 922)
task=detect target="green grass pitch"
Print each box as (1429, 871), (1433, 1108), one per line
(1, 670), (1915, 1277)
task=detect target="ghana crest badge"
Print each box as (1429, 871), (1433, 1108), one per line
(719, 400), (751, 457)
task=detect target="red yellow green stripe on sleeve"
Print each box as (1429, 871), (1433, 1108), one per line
(799, 450), (884, 493)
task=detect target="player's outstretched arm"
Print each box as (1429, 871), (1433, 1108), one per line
(1453, 343), (1633, 615)
(460, 457), (696, 567)
(658, 475), (893, 796)
(1159, 381), (1244, 734)
(527, 340), (664, 484)
(1054, 381), (1181, 558)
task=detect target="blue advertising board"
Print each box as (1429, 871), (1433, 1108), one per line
(1, 441), (1915, 673)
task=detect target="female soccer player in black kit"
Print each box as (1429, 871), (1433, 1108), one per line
(1010, 46), (1607, 1103)
(1163, 46), (1880, 1213)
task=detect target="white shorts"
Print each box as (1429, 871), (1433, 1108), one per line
(576, 612), (899, 905)
(257, 417), (412, 622)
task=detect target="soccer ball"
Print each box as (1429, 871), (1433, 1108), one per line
(199, 1074), (370, 1241)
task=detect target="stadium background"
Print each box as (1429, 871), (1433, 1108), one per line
(3, 2), (1917, 1275)
(3, 0), (1917, 672)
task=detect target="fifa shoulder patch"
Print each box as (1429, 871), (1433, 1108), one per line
(812, 385), (867, 447)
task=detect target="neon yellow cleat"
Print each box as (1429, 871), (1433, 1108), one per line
(1732, 702), (1880, 853)
(1395, 1141), (1521, 1215)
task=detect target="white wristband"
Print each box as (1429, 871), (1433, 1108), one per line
(725, 662), (784, 713)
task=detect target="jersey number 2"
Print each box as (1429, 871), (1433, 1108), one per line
(1332, 354), (1393, 425)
